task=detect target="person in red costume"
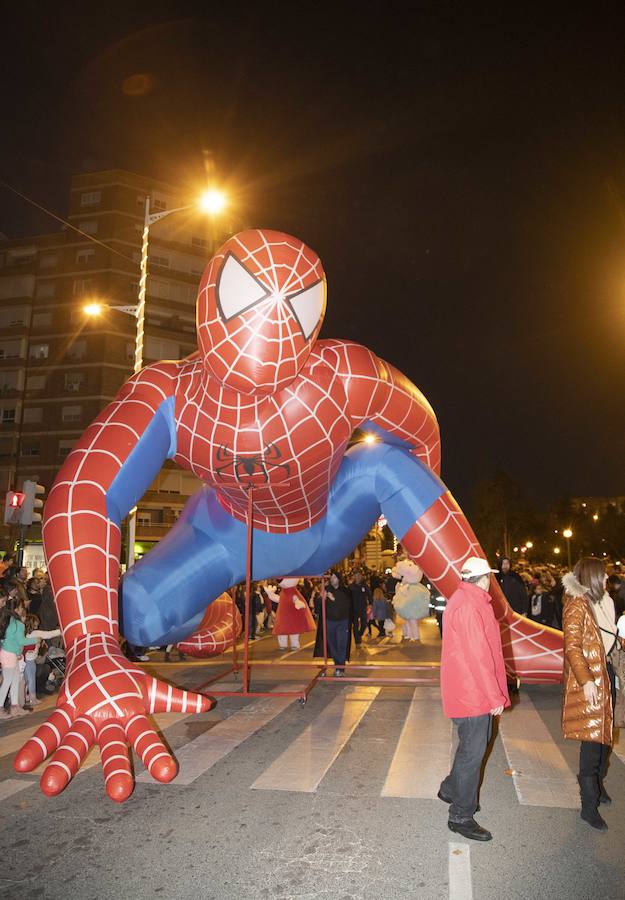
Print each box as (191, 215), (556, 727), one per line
(14, 229), (563, 802)
(270, 578), (316, 650)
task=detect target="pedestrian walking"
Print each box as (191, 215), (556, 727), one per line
(438, 557), (510, 841)
(562, 558), (617, 831)
(317, 571), (351, 676)
(349, 570), (372, 645)
(371, 587), (389, 637)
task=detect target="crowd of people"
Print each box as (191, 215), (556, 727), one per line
(230, 567), (408, 674)
(0, 553), (63, 718)
(495, 555), (625, 631)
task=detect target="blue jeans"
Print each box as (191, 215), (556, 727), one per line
(326, 619), (349, 670)
(440, 714), (492, 822)
(24, 659), (36, 698)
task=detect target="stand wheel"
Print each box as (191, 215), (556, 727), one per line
(299, 697), (307, 706)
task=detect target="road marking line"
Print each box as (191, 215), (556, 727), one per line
(448, 842), (472, 900)
(381, 685), (451, 798)
(0, 778), (36, 801)
(251, 685), (380, 793)
(137, 686), (297, 786)
(498, 693), (578, 807)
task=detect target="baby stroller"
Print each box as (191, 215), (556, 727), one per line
(44, 645), (66, 691)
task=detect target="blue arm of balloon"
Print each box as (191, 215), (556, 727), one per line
(105, 396), (177, 528)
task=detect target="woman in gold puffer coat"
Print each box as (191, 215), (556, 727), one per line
(562, 558), (617, 831)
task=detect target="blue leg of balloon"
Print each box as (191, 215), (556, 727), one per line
(120, 442), (446, 646)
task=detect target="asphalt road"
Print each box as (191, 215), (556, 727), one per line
(1, 619), (624, 900)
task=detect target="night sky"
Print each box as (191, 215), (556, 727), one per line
(2, 3), (625, 508)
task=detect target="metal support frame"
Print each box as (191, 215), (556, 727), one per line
(195, 488), (439, 703)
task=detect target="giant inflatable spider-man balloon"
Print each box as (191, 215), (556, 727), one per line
(14, 229), (564, 801)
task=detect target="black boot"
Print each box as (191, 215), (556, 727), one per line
(599, 757), (612, 805)
(578, 775), (608, 830)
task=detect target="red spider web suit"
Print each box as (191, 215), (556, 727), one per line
(14, 229), (563, 801)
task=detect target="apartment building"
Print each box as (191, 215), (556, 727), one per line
(0, 169), (231, 554)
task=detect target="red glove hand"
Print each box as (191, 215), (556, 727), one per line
(14, 633), (214, 802)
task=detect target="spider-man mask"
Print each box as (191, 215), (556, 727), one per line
(197, 229), (327, 395)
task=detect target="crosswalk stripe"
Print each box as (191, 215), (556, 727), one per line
(498, 693), (579, 807)
(0, 778), (36, 800)
(251, 685), (380, 793)
(448, 842), (473, 900)
(137, 685), (298, 786)
(381, 685), (451, 798)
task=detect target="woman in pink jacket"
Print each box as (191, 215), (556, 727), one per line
(438, 557), (510, 843)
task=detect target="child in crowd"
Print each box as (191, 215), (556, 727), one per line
(22, 612), (61, 706)
(0, 598), (60, 717)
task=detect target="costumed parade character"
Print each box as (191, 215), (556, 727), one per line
(270, 577), (316, 650)
(14, 228), (564, 802)
(392, 559), (431, 642)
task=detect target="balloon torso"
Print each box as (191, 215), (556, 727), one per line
(172, 346), (353, 532)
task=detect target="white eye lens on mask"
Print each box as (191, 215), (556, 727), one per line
(217, 253), (270, 321)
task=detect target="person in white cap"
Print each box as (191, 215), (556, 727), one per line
(437, 556), (510, 841)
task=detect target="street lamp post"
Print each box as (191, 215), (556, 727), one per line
(125, 189), (228, 569)
(562, 528), (573, 568)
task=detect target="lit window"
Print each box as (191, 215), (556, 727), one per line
(29, 344), (49, 360)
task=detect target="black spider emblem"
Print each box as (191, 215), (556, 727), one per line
(215, 442), (291, 484)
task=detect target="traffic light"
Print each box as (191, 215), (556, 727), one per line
(20, 479), (45, 526)
(4, 491), (25, 525)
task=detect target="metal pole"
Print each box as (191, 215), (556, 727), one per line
(126, 197), (150, 570)
(566, 538), (572, 569)
(321, 576), (328, 669)
(242, 486), (254, 693)
(16, 523), (26, 567)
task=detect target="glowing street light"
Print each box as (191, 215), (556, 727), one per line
(592, 513), (599, 522)
(554, 547), (561, 555)
(363, 433), (377, 445)
(198, 188), (228, 216)
(526, 541), (533, 549)
(83, 302), (104, 317)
